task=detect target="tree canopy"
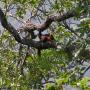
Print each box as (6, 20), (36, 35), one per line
(0, 0), (90, 90)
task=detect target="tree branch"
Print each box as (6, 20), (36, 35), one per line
(0, 8), (22, 43)
(24, 10), (77, 32)
(0, 8), (77, 49)
(38, 10), (76, 31)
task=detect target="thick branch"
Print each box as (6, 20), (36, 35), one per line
(38, 11), (76, 31)
(24, 10), (77, 32)
(0, 8), (77, 49)
(0, 8), (22, 43)
(0, 8), (56, 49)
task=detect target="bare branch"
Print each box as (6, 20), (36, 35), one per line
(24, 10), (77, 32)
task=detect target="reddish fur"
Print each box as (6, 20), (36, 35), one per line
(40, 34), (54, 43)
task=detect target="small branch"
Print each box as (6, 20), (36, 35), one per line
(8, 13), (25, 24)
(63, 21), (87, 44)
(63, 21), (79, 37)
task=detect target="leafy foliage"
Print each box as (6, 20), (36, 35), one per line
(0, 0), (90, 90)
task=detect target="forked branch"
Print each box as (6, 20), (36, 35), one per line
(0, 8), (77, 49)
